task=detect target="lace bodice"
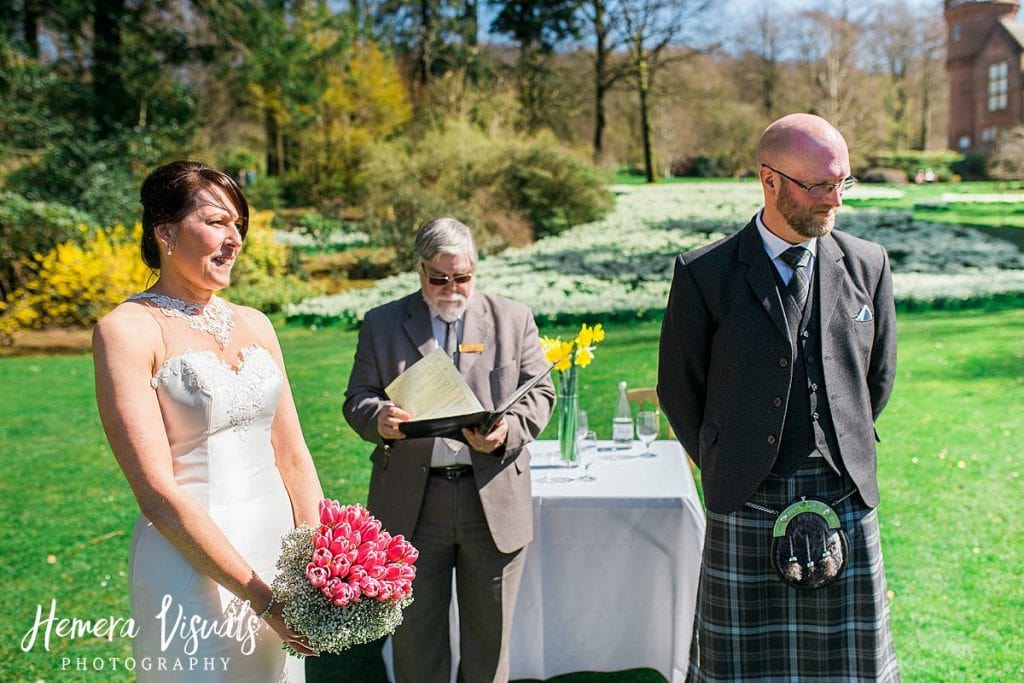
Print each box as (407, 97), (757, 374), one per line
(152, 346), (281, 433)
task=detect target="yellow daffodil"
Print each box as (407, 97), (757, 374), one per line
(554, 341), (573, 371)
(592, 323), (605, 343)
(575, 346), (594, 368)
(576, 323), (594, 348)
(540, 336), (561, 356)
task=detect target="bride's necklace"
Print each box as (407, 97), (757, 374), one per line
(130, 292), (234, 349)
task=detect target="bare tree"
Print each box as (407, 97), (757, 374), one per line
(914, 12), (946, 151)
(615, 0), (713, 182)
(793, 3), (867, 130)
(579, 0), (627, 164)
(869, 0), (919, 149)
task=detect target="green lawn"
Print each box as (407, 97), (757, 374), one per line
(2, 309), (1022, 681)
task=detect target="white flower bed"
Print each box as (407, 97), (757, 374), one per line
(845, 186), (905, 200)
(272, 228), (371, 249)
(285, 183), (1024, 324)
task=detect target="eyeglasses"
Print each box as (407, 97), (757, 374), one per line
(761, 164), (857, 198)
(421, 264), (474, 286)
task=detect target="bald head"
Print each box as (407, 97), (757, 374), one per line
(756, 113), (848, 169)
(756, 113), (852, 243)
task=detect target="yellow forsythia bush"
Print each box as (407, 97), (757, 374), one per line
(0, 224), (151, 337)
(0, 210), (309, 340)
(230, 210), (287, 281)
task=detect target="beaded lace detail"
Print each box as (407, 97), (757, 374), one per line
(130, 292), (234, 348)
(151, 346), (279, 432)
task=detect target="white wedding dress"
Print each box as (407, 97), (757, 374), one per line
(129, 344), (304, 682)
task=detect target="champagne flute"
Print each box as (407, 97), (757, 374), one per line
(576, 431), (598, 481)
(636, 411), (659, 458)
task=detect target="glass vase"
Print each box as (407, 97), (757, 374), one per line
(557, 391), (580, 467)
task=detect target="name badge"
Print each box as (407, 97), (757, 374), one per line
(459, 343), (485, 353)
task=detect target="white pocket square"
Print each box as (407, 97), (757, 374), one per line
(854, 305), (873, 322)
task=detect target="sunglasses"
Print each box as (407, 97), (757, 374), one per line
(421, 265), (474, 286)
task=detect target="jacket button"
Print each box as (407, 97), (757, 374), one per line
(812, 412), (820, 421)
(807, 356), (815, 364)
(779, 358), (789, 367)
(773, 396), (783, 407)
(767, 435), (777, 445)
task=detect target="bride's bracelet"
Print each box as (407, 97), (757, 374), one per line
(254, 594), (275, 620)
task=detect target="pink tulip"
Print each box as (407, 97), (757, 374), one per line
(361, 518), (382, 543)
(307, 565), (329, 588)
(329, 554), (351, 579)
(311, 547), (333, 567)
(313, 530), (332, 550)
(359, 576), (382, 598)
(319, 499), (341, 526)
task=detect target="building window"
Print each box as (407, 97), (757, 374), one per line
(988, 61), (1008, 111)
(958, 136), (971, 151)
(952, 25), (961, 41)
(981, 127), (998, 143)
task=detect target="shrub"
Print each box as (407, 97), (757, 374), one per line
(5, 123), (194, 225)
(671, 155), (719, 178)
(951, 153), (988, 181)
(223, 210), (320, 312)
(864, 150), (964, 182)
(244, 175), (284, 211)
(359, 120), (612, 260)
(499, 138), (614, 239)
(0, 224), (151, 340)
(989, 128), (1024, 180)
(0, 192), (99, 300)
(860, 167), (909, 184)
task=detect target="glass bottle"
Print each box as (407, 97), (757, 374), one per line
(612, 380), (634, 447)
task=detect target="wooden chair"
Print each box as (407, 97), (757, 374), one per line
(627, 387), (697, 470)
(626, 387), (674, 439)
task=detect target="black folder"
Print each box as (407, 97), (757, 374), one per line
(398, 363), (554, 441)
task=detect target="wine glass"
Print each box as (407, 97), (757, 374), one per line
(576, 409), (589, 440)
(636, 411), (659, 458)
(576, 431), (598, 481)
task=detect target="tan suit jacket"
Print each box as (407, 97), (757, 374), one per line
(344, 291), (554, 553)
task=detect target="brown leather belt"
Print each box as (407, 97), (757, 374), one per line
(429, 464), (474, 480)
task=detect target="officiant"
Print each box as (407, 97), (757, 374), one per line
(343, 216), (554, 683)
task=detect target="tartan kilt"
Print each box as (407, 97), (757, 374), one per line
(688, 458), (900, 682)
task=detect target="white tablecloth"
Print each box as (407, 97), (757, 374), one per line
(509, 439), (705, 682)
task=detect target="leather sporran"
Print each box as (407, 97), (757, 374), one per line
(770, 498), (849, 590)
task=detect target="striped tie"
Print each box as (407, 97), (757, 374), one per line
(780, 246), (811, 307)
(444, 320), (458, 367)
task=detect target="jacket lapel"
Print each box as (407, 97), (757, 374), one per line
(402, 294), (436, 358)
(458, 293), (494, 377)
(816, 233), (845, 335)
(738, 221), (789, 341)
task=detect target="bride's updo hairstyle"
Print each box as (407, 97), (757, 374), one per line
(140, 160), (250, 269)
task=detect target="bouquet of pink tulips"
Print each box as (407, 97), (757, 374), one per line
(272, 500), (418, 654)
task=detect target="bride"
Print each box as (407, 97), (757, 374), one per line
(93, 161), (322, 681)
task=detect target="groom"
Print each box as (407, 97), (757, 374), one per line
(658, 114), (899, 680)
(344, 216), (554, 682)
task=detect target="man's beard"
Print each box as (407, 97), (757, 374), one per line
(430, 293), (469, 322)
(777, 181), (835, 239)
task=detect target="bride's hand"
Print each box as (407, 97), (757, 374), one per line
(263, 602), (319, 656)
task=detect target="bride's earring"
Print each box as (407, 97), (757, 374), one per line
(167, 243), (174, 256)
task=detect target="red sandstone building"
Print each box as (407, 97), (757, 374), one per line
(945, 0), (1024, 154)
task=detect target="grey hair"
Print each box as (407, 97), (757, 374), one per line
(413, 216), (478, 265)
